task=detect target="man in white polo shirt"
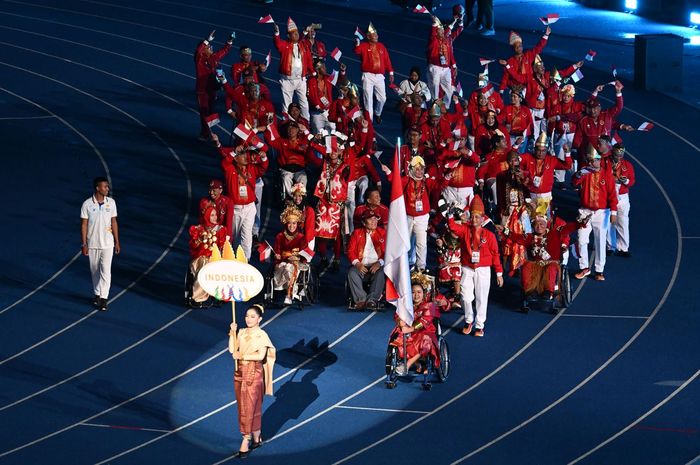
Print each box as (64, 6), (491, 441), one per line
(80, 177), (121, 311)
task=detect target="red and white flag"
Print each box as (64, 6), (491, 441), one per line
(413, 4), (430, 14)
(330, 47), (342, 61)
(570, 68), (584, 83)
(585, 49), (597, 61)
(258, 14), (274, 24)
(329, 69), (339, 86)
(266, 123), (280, 141)
(205, 113), (220, 128)
(384, 142), (414, 326)
(455, 81), (463, 97)
(453, 126), (465, 138)
(233, 123), (253, 141)
(539, 13), (560, 25)
(265, 50), (271, 69)
(349, 105), (362, 120)
(444, 158), (460, 169)
(257, 241), (273, 262)
(479, 57), (494, 66)
(637, 122), (654, 131)
(299, 246), (315, 262)
(482, 85), (494, 98)
(389, 82), (400, 94)
(354, 27), (364, 41)
(248, 134), (265, 150)
(611, 64), (617, 78)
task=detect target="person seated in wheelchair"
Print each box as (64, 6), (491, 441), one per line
(388, 273), (440, 376)
(347, 209), (386, 310)
(273, 206), (310, 305)
(499, 200), (580, 300)
(188, 206), (228, 307)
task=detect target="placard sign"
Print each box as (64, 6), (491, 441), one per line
(197, 260), (264, 302)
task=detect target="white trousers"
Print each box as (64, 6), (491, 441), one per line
(460, 266), (491, 329)
(407, 213), (429, 269)
(361, 72), (387, 119)
(280, 77), (310, 120)
(310, 110), (335, 134)
(89, 247), (114, 299)
(530, 108), (546, 141)
(428, 64), (453, 108)
(442, 186), (474, 209)
(607, 193), (630, 252)
(253, 178), (264, 236)
(577, 208), (610, 273)
(233, 203), (257, 260)
(280, 169), (307, 201)
(554, 131), (574, 183)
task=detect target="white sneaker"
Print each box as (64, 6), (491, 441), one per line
(283, 296), (293, 305)
(395, 362), (407, 376)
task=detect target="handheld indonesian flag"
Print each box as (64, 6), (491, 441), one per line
(570, 68), (584, 83)
(585, 49), (597, 61)
(612, 64), (617, 78)
(413, 4), (430, 14)
(479, 57), (495, 66)
(354, 26), (364, 41)
(453, 126), (465, 138)
(482, 84), (495, 98)
(539, 13), (560, 25)
(349, 105), (362, 121)
(444, 157), (460, 169)
(205, 113), (220, 128)
(257, 241), (273, 262)
(384, 140), (414, 326)
(330, 47), (342, 61)
(329, 69), (339, 86)
(266, 123), (280, 141)
(637, 122), (654, 131)
(456, 81), (463, 98)
(248, 134), (265, 150)
(258, 14), (274, 24)
(299, 246), (315, 262)
(233, 123), (253, 141)
(265, 50), (271, 69)
(389, 82), (400, 94)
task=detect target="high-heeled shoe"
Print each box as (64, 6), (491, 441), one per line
(236, 449), (249, 459)
(250, 436), (263, 450)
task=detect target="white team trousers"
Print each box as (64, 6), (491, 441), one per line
(607, 193), (630, 252)
(577, 208), (610, 273)
(253, 178), (264, 236)
(407, 213), (429, 269)
(460, 266), (492, 330)
(89, 247), (114, 299)
(233, 203), (257, 260)
(361, 72), (387, 119)
(554, 131), (574, 183)
(310, 110), (335, 134)
(280, 169), (307, 200)
(428, 64), (453, 108)
(280, 77), (310, 120)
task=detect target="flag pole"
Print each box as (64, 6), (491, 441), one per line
(232, 299), (238, 371)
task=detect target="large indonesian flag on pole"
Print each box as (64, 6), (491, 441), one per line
(384, 140), (414, 326)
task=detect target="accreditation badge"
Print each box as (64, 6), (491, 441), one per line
(239, 185), (248, 198)
(471, 251), (480, 264)
(415, 200), (423, 213)
(533, 176), (542, 188)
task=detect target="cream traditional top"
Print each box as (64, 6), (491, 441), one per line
(229, 326), (276, 395)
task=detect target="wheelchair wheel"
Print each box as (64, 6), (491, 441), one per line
(345, 278), (357, 310)
(436, 337), (450, 382)
(385, 345), (399, 388)
(263, 273), (274, 306)
(184, 269), (194, 308)
(560, 266), (572, 308)
(306, 268), (319, 304)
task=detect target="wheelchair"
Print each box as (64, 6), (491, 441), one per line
(184, 266), (218, 309)
(384, 318), (451, 390)
(520, 258), (572, 314)
(383, 274), (451, 390)
(263, 261), (319, 309)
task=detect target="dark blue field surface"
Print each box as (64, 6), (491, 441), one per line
(0, 0), (698, 464)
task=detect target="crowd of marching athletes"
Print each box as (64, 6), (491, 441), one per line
(188, 5), (647, 339)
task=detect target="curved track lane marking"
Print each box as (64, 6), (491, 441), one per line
(0, 87), (109, 317)
(0, 304), (292, 458)
(568, 369), (700, 464)
(92, 312), (377, 465)
(448, 147), (684, 463)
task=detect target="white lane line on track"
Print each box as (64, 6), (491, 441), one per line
(0, 85), (109, 317)
(0, 310), (191, 411)
(568, 369), (700, 464)
(687, 452), (700, 465)
(0, 114), (54, 119)
(92, 312), (377, 465)
(0, 304), (291, 459)
(559, 314), (648, 320)
(335, 405), (431, 415)
(213, 315), (470, 465)
(447, 147), (684, 464)
(79, 422), (172, 434)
